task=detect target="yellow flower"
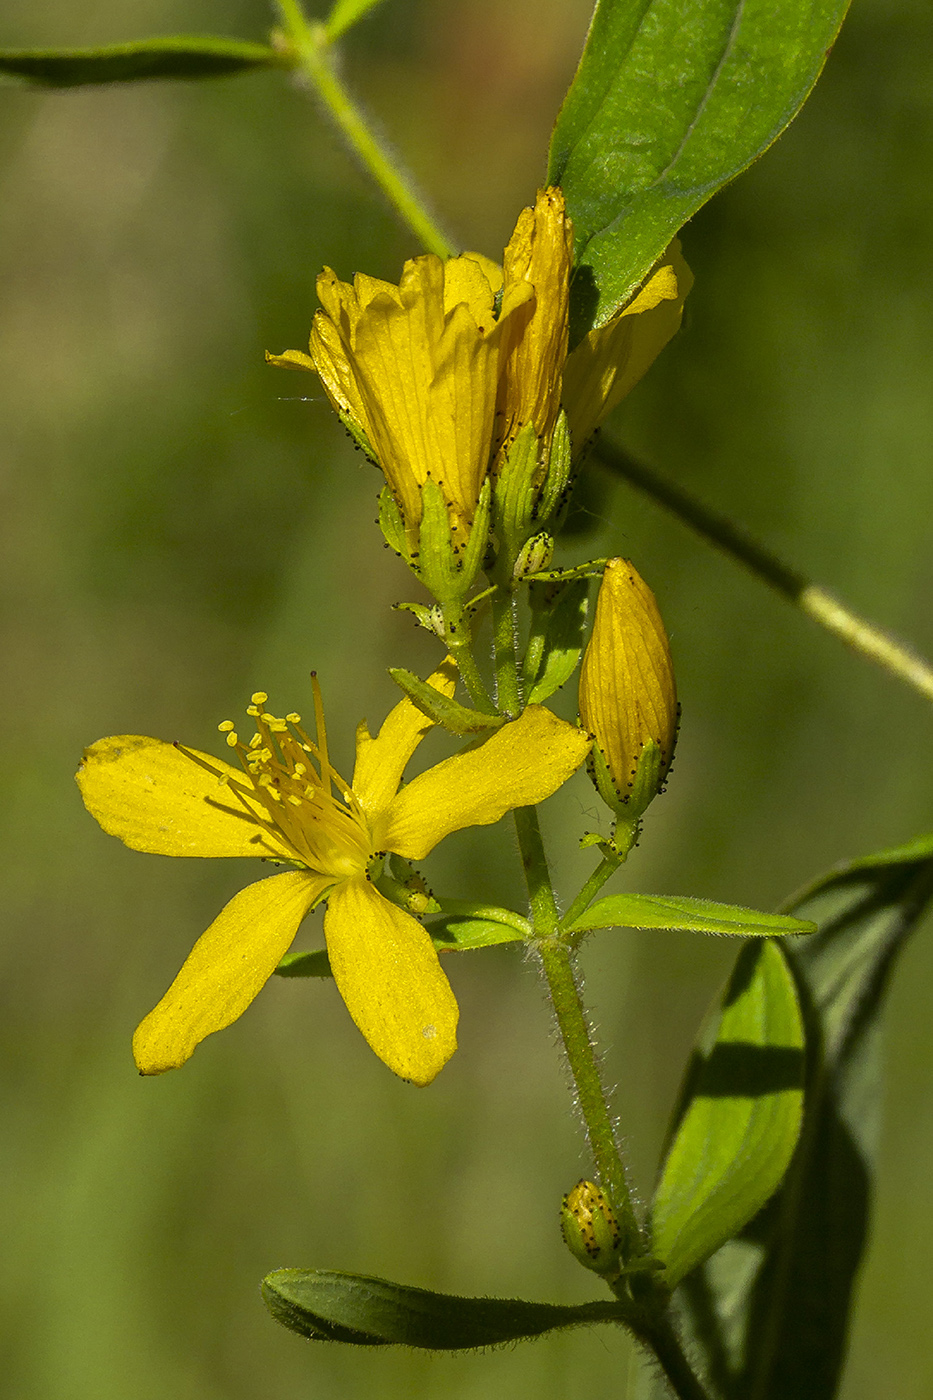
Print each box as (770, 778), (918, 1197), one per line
(76, 666), (590, 1085)
(562, 241), (693, 451)
(578, 558), (678, 824)
(266, 190), (574, 546)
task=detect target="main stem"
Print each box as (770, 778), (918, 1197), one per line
(513, 807), (641, 1248)
(595, 436), (933, 706)
(273, 0), (455, 257)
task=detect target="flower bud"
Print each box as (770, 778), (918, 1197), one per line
(560, 1180), (623, 1279)
(578, 559), (677, 833)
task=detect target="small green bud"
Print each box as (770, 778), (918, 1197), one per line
(513, 531), (554, 582)
(560, 1180), (623, 1280)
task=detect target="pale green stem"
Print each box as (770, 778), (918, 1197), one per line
(445, 627), (496, 714)
(272, 0), (455, 257)
(594, 437), (933, 706)
(561, 851), (625, 932)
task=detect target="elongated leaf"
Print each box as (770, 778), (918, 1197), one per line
(263, 1268), (626, 1347)
(524, 577), (590, 705)
(326, 0), (389, 42)
(644, 834), (933, 1400)
(388, 667), (505, 734)
(651, 941), (805, 1289)
(0, 37), (287, 88)
(549, 0), (852, 337)
(564, 892), (816, 938)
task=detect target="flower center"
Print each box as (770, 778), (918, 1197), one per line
(209, 678), (372, 878)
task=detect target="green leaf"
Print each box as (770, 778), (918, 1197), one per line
(650, 940), (805, 1289)
(524, 577), (590, 704)
(548, 0), (852, 337)
(326, 0), (388, 43)
(653, 833), (933, 1400)
(262, 1268), (626, 1348)
(427, 900), (531, 949)
(0, 37), (287, 88)
(274, 949), (332, 978)
(564, 892), (816, 938)
(388, 667), (505, 734)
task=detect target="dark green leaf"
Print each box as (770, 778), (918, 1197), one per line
(564, 892), (816, 938)
(388, 667), (505, 734)
(548, 0), (852, 338)
(262, 1268), (626, 1348)
(0, 37), (287, 88)
(655, 834), (933, 1400)
(651, 941), (805, 1288)
(524, 577), (590, 704)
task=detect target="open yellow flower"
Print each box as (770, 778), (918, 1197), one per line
(76, 667), (590, 1085)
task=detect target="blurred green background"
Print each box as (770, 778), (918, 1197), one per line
(2, 1), (932, 1396)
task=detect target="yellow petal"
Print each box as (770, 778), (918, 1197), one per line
(351, 659), (458, 819)
(324, 878), (458, 1085)
(442, 252), (497, 320)
(133, 870), (326, 1074)
(264, 348), (315, 372)
(497, 187), (573, 447)
(76, 736), (285, 859)
(309, 310), (373, 439)
(383, 705), (591, 861)
(563, 241), (693, 448)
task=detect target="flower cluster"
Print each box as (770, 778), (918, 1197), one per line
(269, 188), (691, 591)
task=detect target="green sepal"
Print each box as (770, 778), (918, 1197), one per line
(0, 36), (287, 88)
(524, 576), (589, 704)
(538, 412), (574, 523)
(274, 949), (332, 978)
(377, 486), (411, 562)
(262, 1268), (627, 1348)
(417, 479), (489, 606)
(650, 940), (806, 1288)
(394, 600), (444, 636)
(564, 893), (817, 939)
(388, 667), (505, 735)
(512, 532), (554, 583)
(339, 411), (376, 462)
(492, 424), (542, 575)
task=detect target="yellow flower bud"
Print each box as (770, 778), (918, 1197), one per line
(560, 1180), (623, 1279)
(578, 559), (678, 830)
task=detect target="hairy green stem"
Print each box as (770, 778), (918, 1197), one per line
(513, 807), (640, 1243)
(595, 437), (933, 706)
(446, 629), (496, 714)
(491, 590), (522, 717)
(639, 1316), (715, 1400)
(272, 0), (455, 257)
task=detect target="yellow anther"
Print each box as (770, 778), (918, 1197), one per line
(218, 720), (235, 732)
(251, 691), (268, 705)
(294, 763), (306, 777)
(225, 731), (239, 747)
(248, 734), (263, 749)
(246, 705), (261, 718)
(287, 795), (303, 806)
(286, 712), (301, 724)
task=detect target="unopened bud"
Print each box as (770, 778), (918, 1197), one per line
(578, 559), (677, 830)
(560, 1180), (623, 1279)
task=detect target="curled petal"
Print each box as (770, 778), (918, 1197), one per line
(133, 870), (326, 1074)
(76, 735), (285, 859)
(325, 879), (458, 1085)
(383, 705), (591, 861)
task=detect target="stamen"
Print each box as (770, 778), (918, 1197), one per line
(218, 721), (235, 733)
(251, 691), (268, 705)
